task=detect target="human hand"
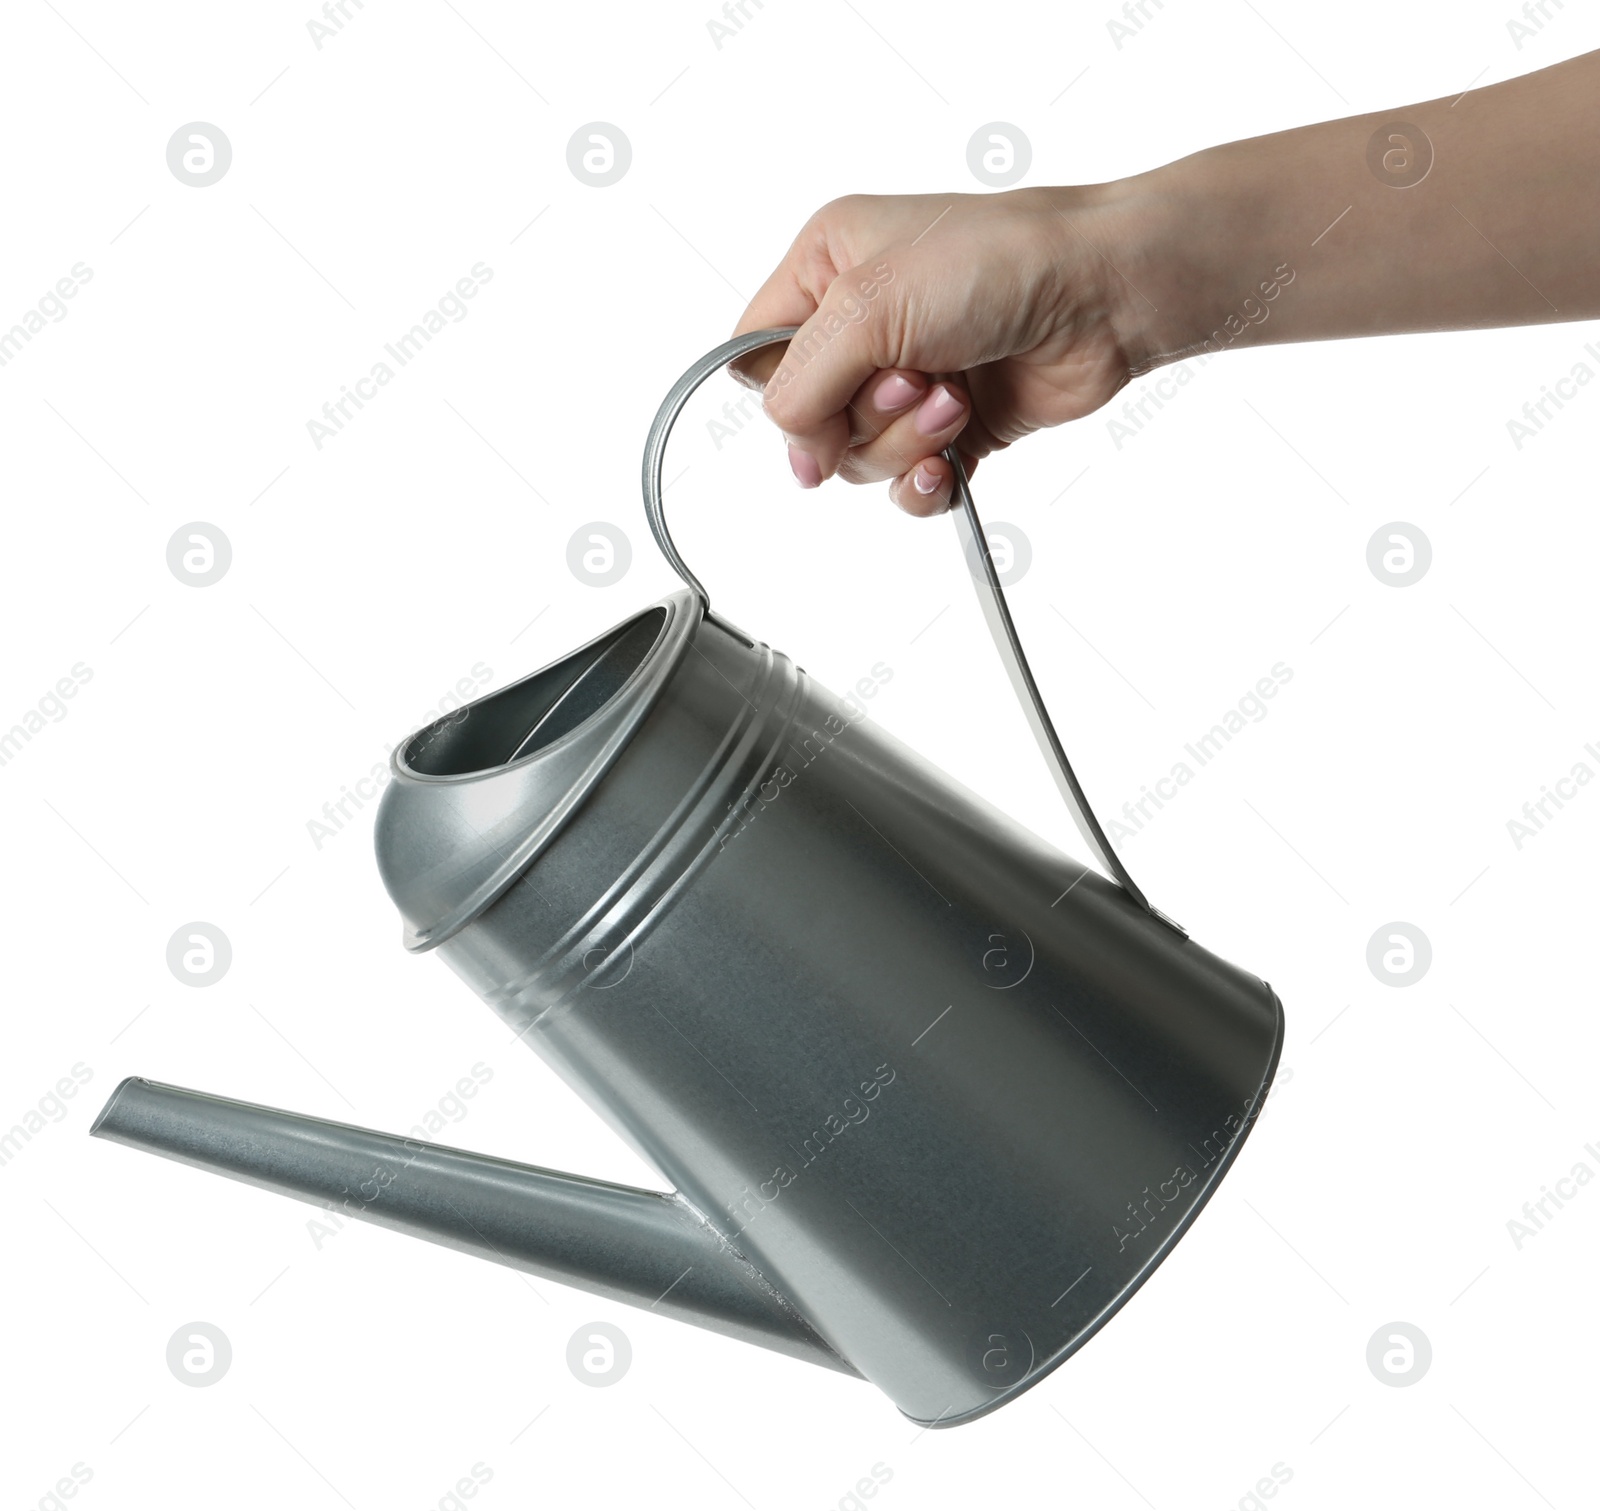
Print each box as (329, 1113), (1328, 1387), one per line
(730, 188), (1151, 515)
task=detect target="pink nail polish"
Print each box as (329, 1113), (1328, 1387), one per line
(915, 384), (965, 436)
(912, 464), (940, 495)
(788, 444), (822, 489)
(871, 373), (921, 412)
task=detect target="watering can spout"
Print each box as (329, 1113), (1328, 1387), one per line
(90, 1077), (855, 1377)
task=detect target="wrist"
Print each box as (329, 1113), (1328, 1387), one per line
(1000, 180), (1192, 382)
(1093, 157), (1232, 374)
(1088, 148), (1306, 375)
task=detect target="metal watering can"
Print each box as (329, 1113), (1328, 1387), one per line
(93, 329), (1284, 1427)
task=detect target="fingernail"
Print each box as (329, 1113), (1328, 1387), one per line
(912, 464), (940, 495)
(915, 384), (965, 436)
(788, 443), (822, 489)
(871, 373), (922, 412)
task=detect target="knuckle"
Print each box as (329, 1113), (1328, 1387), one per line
(817, 192), (871, 223)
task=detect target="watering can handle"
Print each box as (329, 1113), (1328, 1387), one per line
(642, 327), (1183, 936)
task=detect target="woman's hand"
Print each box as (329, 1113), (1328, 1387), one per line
(730, 187), (1152, 515)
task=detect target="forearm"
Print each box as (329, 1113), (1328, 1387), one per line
(1102, 50), (1600, 371)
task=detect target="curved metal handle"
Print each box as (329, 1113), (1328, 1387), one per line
(641, 328), (1182, 934)
(641, 327), (793, 606)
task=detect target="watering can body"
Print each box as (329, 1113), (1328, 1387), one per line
(92, 329), (1283, 1427)
(376, 588), (1282, 1424)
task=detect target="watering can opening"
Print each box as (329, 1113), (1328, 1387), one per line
(403, 604), (669, 778)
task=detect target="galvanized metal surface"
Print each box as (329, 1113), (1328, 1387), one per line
(92, 1076), (854, 1375)
(93, 331), (1286, 1428)
(402, 593), (1283, 1424)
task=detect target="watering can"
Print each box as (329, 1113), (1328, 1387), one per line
(93, 329), (1284, 1427)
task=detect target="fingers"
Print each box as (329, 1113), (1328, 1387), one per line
(847, 368), (927, 442)
(836, 370), (974, 519)
(728, 208), (852, 388)
(781, 358), (991, 520)
(729, 193), (958, 395)
(778, 364), (972, 516)
(837, 377), (969, 484)
(759, 259), (908, 478)
(732, 248), (966, 509)
(729, 262), (816, 389)
(724, 198), (998, 517)
(888, 449), (981, 517)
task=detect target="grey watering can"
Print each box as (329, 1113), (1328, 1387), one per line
(93, 329), (1284, 1427)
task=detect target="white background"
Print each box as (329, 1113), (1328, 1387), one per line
(2, 2), (1597, 1508)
